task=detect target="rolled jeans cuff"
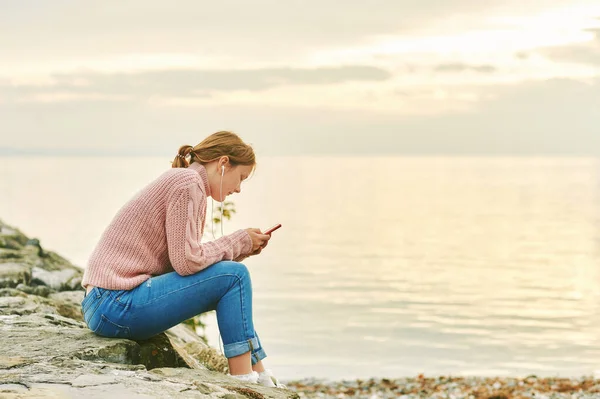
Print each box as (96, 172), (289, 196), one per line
(223, 336), (261, 359)
(250, 348), (267, 365)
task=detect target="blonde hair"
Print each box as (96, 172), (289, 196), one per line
(172, 131), (256, 172)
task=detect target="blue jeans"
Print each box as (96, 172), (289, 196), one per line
(80, 261), (267, 364)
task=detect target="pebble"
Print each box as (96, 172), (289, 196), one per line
(285, 375), (600, 399)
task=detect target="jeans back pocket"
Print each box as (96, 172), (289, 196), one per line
(94, 314), (131, 339)
(82, 288), (109, 328)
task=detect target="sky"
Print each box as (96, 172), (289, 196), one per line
(0, 0), (599, 156)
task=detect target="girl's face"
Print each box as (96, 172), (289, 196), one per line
(213, 163), (254, 202)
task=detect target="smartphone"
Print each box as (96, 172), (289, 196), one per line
(263, 223), (282, 235)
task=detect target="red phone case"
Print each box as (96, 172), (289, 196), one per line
(264, 224), (282, 234)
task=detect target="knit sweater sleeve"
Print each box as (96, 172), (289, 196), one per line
(165, 183), (253, 276)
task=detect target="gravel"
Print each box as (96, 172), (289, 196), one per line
(285, 375), (600, 399)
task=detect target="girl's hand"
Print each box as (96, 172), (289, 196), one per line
(245, 228), (270, 252)
(235, 229), (270, 262)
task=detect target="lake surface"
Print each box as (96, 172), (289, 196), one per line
(1, 155), (600, 380)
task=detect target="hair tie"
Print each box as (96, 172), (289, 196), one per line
(176, 154), (185, 159)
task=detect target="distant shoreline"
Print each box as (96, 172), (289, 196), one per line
(1, 149), (599, 158)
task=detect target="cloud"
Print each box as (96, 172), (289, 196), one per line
(0, 0), (574, 63)
(538, 24), (600, 66)
(1, 77), (598, 156)
(434, 64), (497, 73)
(1, 66), (392, 101)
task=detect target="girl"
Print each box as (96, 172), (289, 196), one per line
(81, 131), (285, 387)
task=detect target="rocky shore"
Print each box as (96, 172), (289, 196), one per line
(0, 219), (296, 398)
(2, 218), (600, 399)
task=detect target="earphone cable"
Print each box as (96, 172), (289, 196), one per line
(218, 165), (225, 356)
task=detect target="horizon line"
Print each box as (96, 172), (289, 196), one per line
(0, 148), (598, 158)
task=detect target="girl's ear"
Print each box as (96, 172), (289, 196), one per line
(219, 156), (230, 170)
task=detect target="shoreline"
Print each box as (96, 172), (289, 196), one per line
(285, 375), (600, 398)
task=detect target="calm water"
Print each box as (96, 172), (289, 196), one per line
(1, 156), (600, 380)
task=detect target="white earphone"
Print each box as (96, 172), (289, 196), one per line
(215, 162), (229, 356)
(212, 163), (226, 241)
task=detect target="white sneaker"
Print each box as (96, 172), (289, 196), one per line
(257, 369), (287, 389)
(229, 371), (259, 384)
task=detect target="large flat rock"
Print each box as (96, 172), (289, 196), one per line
(0, 308), (297, 398)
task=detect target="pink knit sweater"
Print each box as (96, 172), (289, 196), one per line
(81, 162), (253, 290)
